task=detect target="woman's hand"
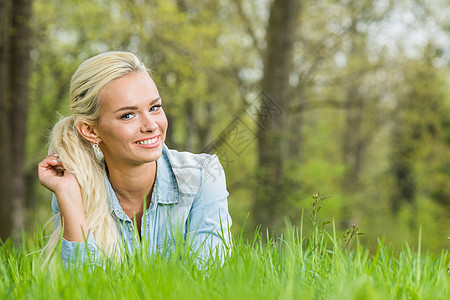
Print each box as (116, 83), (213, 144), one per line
(38, 153), (79, 195)
(38, 153), (89, 242)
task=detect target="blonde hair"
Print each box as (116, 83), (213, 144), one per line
(42, 51), (147, 265)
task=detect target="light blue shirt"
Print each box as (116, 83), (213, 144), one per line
(52, 145), (232, 266)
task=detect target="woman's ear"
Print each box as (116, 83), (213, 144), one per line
(76, 121), (101, 144)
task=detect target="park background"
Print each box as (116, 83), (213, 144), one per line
(0, 0), (449, 254)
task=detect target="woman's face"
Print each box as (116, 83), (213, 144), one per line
(94, 71), (168, 168)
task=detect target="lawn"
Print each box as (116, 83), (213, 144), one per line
(1, 199), (448, 300)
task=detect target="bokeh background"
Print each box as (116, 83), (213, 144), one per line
(1, 0), (449, 253)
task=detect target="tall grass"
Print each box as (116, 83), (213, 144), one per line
(1, 195), (448, 299)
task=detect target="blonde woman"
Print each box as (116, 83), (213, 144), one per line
(38, 51), (231, 266)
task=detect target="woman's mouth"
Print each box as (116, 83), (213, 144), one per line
(135, 136), (160, 147)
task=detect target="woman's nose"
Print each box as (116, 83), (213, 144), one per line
(140, 113), (158, 132)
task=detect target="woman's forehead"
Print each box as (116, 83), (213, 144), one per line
(99, 72), (159, 111)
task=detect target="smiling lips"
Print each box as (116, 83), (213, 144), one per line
(135, 136), (160, 147)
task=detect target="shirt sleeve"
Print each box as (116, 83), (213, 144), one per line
(51, 194), (100, 267)
(186, 155), (232, 264)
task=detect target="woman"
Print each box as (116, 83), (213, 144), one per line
(38, 51), (231, 266)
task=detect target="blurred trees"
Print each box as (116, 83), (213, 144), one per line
(390, 47), (450, 227)
(338, 1), (394, 194)
(16, 0), (450, 250)
(0, 0), (33, 241)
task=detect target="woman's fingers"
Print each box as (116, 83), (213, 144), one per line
(38, 153), (72, 192)
(50, 153), (59, 164)
(38, 153), (65, 177)
(45, 153), (62, 165)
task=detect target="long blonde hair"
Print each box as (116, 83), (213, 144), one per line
(42, 51), (147, 265)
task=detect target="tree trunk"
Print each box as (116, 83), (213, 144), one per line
(0, 0), (13, 241)
(197, 102), (213, 151)
(287, 84), (304, 159)
(184, 98), (196, 152)
(0, 0), (32, 241)
(341, 84), (365, 191)
(252, 0), (300, 231)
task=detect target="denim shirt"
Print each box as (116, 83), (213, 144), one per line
(52, 145), (232, 266)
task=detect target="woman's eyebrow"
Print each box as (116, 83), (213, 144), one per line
(114, 97), (161, 113)
(114, 106), (138, 113)
(150, 97), (161, 104)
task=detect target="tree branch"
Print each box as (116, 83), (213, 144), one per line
(231, 0), (264, 58)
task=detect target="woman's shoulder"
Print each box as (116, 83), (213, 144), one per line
(162, 145), (225, 194)
(162, 144), (220, 171)
(160, 147), (230, 231)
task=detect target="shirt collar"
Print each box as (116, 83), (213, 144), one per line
(155, 144), (179, 204)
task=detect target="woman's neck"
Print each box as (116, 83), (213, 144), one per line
(107, 161), (157, 205)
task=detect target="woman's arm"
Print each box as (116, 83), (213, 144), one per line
(40, 153), (101, 266)
(39, 153), (89, 242)
(54, 186), (89, 242)
(51, 194), (99, 266)
(186, 155), (232, 263)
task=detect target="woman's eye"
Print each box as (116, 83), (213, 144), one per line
(121, 113), (134, 119)
(150, 105), (162, 112)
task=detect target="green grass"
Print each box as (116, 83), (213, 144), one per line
(1, 197), (448, 299)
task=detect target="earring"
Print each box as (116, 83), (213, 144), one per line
(92, 142), (103, 160)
